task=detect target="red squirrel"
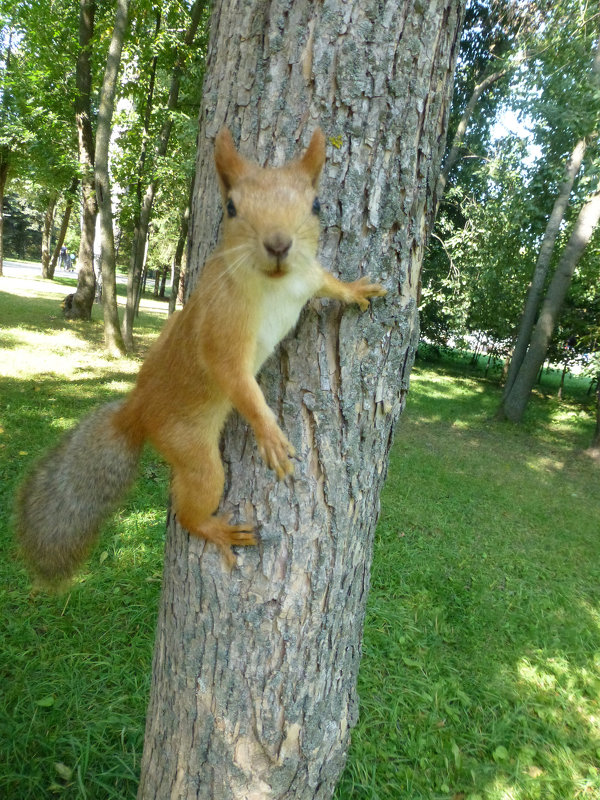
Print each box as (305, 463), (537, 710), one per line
(17, 128), (386, 585)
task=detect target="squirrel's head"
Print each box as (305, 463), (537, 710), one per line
(214, 128), (325, 279)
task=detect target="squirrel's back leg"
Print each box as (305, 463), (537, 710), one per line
(170, 446), (256, 567)
(143, 413), (256, 566)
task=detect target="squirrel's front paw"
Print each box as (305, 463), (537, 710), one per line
(256, 423), (295, 480)
(348, 276), (387, 311)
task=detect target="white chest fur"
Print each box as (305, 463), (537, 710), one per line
(254, 267), (322, 373)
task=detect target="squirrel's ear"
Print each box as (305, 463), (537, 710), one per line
(214, 128), (249, 195)
(298, 128), (326, 187)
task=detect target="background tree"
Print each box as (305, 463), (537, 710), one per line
(0, 16), (35, 277)
(137, 0), (465, 797)
(66, 0), (98, 320)
(1, 0), (206, 339)
(119, 0), (207, 350)
(94, 0), (129, 355)
(498, 20), (600, 420)
(421, 0), (599, 432)
(0, 1), (81, 282)
(47, 176), (79, 278)
(500, 184), (600, 421)
(421, 0), (545, 347)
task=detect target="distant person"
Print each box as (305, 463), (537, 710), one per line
(59, 245), (68, 269)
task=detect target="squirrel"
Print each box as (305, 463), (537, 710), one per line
(16, 127), (386, 586)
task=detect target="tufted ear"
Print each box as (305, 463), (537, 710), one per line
(214, 129), (250, 196)
(298, 128), (326, 187)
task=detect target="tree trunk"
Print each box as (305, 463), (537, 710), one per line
(133, 233), (150, 317)
(558, 363), (567, 399)
(168, 181), (192, 316)
(122, 11), (161, 341)
(501, 188), (600, 423)
(0, 160), (8, 278)
(137, 1), (465, 798)
(48, 177), (79, 278)
(437, 66), (508, 199)
(122, 0), (206, 350)
(499, 39), (600, 410)
(499, 135), (587, 401)
(158, 265), (168, 298)
(41, 191), (59, 278)
(65, 0), (97, 321)
(95, 0), (129, 356)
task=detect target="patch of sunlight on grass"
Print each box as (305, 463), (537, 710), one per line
(0, 311), (158, 386)
(523, 454), (565, 474)
(2, 276), (74, 299)
(1, 334), (142, 380)
(544, 407), (593, 436)
(451, 418), (471, 429)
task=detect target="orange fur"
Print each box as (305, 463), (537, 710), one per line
(113, 128), (386, 565)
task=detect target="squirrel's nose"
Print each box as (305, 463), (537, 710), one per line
(264, 233), (292, 261)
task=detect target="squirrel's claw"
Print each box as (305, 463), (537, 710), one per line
(350, 276), (387, 310)
(257, 424), (295, 479)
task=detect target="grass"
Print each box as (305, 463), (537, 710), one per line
(0, 272), (168, 799)
(335, 356), (600, 800)
(1, 273), (600, 799)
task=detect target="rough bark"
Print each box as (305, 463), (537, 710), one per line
(501, 188), (600, 423)
(122, 0), (206, 350)
(48, 177), (79, 278)
(95, 0), (129, 356)
(138, 1), (464, 798)
(66, 0), (97, 321)
(41, 191), (59, 278)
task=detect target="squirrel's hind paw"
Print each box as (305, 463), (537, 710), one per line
(188, 514), (257, 568)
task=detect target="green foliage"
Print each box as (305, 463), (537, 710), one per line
(1, 0), (78, 188)
(422, 0), (600, 372)
(422, 137), (540, 350)
(1, 0), (209, 274)
(111, 0), (209, 262)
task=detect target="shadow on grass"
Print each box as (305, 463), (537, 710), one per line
(0, 288), (165, 365)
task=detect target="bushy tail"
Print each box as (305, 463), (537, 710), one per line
(16, 401), (143, 588)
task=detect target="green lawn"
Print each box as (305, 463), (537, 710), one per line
(0, 274), (168, 799)
(1, 274), (599, 799)
(336, 358), (600, 800)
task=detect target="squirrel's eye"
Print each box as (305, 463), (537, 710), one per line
(312, 196), (321, 215)
(226, 197), (237, 218)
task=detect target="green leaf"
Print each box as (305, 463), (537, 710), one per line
(493, 745), (509, 762)
(54, 763), (73, 781)
(36, 695), (55, 707)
